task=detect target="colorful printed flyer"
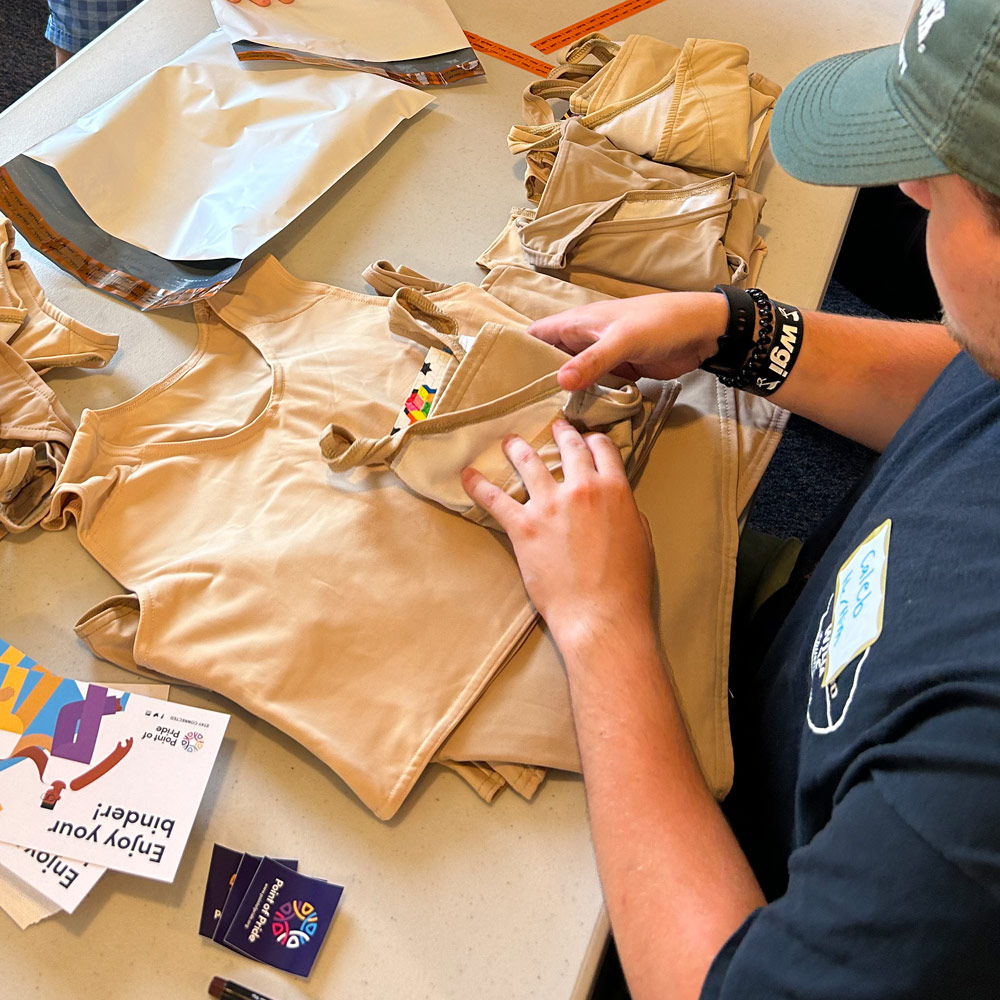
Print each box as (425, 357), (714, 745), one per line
(0, 680), (172, 912)
(0, 640), (229, 881)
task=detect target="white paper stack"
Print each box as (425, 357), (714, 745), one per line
(0, 643), (227, 930)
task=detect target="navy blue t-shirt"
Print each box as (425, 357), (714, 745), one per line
(703, 351), (1000, 998)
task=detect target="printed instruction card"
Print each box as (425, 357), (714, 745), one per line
(0, 639), (229, 881)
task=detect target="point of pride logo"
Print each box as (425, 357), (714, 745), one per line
(272, 899), (319, 948)
(181, 731), (204, 752)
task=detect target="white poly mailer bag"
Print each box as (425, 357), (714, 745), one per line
(24, 30), (432, 261)
(211, 0), (470, 63)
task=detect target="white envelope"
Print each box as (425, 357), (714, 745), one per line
(211, 0), (470, 62)
(25, 30), (432, 261)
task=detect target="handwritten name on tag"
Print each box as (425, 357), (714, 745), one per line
(824, 519), (892, 687)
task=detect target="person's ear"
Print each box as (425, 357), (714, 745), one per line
(899, 179), (932, 210)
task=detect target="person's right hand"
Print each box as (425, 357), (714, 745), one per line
(462, 420), (657, 655)
(527, 291), (729, 391)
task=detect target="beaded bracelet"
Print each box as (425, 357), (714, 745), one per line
(720, 288), (774, 390)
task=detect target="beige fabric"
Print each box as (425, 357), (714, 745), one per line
(438, 760), (507, 803)
(72, 587), (553, 807)
(371, 262), (787, 796)
(320, 287), (677, 531)
(0, 215), (117, 541)
(481, 122), (768, 294)
(490, 761), (547, 799)
(362, 259), (451, 296)
(0, 217), (118, 373)
(479, 263), (606, 316)
(438, 760), (544, 803)
(479, 207), (759, 299)
(435, 617), (579, 774)
(0, 339), (75, 539)
(509, 34), (780, 201)
(478, 265), (787, 521)
(523, 176), (738, 280)
(43, 255), (582, 820)
(46, 252), (783, 809)
(478, 211), (694, 299)
(463, 267), (786, 793)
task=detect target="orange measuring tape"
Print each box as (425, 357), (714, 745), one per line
(464, 31), (554, 77)
(530, 0), (669, 53)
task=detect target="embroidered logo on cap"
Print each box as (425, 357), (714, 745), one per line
(900, 0), (947, 72)
(917, 0), (947, 51)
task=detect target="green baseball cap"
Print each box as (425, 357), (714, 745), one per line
(769, 0), (1000, 195)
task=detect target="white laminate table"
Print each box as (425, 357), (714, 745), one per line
(0, 2), (911, 998)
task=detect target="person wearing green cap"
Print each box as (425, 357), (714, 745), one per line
(462, 2), (1000, 997)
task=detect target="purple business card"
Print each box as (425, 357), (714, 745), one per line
(200, 844), (243, 938)
(222, 857), (343, 978)
(205, 848), (298, 945)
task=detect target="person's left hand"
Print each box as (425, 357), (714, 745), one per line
(226, 0), (294, 6)
(461, 420), (656, 654)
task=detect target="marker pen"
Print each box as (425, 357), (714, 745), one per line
(208, 976), (277, 1000)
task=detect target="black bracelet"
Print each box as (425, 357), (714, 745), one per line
(721, 288), (774, 388)
(755, 299), (804, 394)
(702, 286), (804, 397)
(699, 284), (757, 378)
(722, 293), (804, 397)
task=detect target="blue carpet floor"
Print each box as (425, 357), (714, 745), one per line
(0, 1), (52, 113)
(747, 281), (880, 539)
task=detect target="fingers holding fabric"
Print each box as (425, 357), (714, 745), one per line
(527, 291), (730, 390)
(551, 419), (597, 480)
(526, 305), (596, 355)
(527, 304), (626, 391)
(462, 424), (655, 649)
(582, 429), (627, 478)
(460, 466), (523, 533)
(558, 337), (635, 392)
(462, 425), (583, 532)
(502, 433), (555, 498)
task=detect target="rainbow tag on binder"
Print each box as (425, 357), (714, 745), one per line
(390, 346), (453, 435)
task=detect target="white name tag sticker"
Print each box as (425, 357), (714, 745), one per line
(823, 519), (892, 688)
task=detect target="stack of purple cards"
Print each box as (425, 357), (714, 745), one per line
(200, 844), (343, 978)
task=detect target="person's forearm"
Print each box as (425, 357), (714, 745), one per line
(558, 620), (765, 1000)
(760, 311), (958, 452)
(462, 425), (762, 994)
(540, 292), (959, 453)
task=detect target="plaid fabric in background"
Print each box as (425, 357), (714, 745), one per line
(45, 0), (144, 53)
